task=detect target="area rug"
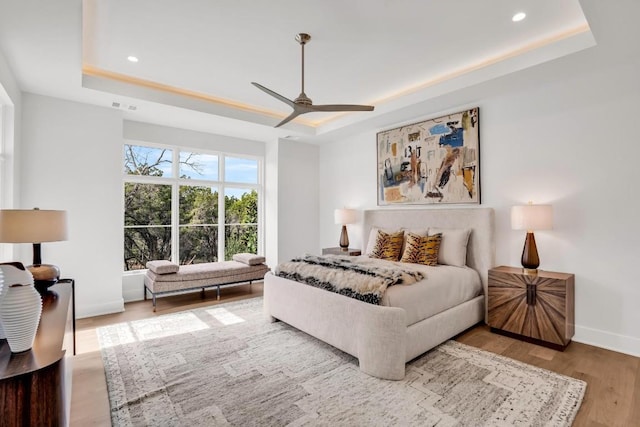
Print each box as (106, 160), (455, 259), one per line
(98, 297), (586, 426)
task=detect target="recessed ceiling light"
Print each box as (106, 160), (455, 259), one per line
(512, 12), (526, 22)
(127, 56), (139, 63)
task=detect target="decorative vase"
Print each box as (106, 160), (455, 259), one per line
(1, 284), (42, 352)
(0, 263), (41, 353)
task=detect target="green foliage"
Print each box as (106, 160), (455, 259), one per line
(179, 186), (219, 265)
(224, 190), (258, 260)
(124, 183), (172, 270)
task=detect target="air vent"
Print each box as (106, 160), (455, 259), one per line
(111, 101), (138, 111)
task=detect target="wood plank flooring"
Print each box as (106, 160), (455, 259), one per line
(71, 284), (640, 426)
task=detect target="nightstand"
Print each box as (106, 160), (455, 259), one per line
(488, 266), (575, 350)
(322, 247), (362, 256)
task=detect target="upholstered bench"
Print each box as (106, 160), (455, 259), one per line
(143, 253), (270, 311)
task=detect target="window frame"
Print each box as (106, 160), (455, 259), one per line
(123, 140), (264, 272)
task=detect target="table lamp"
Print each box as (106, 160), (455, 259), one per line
(0, 208), (68, 292)
(334, 208), (357, 251)
(511, 203), (553, 274)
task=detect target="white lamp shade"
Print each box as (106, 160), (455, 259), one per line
(511, 204), (553, 231)
(334, 208), (357, 225)
(0, 209), (68, 243)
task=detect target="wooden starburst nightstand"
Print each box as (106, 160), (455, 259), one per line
(488, 266), (575, 350)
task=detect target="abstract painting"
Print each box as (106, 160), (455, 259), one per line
(377, 108), (480, 205)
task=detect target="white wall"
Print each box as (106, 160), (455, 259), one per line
(20, 93), (125, 318)
(276, 139), (319, 263)
(265, 139), (320, 269)
(319, 27), (640, 355)
(264, 138), (320, 266)
(264, 139), (279, 268)
(123, 121), (265, 157)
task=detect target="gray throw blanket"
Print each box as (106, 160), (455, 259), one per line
(275, 255), (424, 305)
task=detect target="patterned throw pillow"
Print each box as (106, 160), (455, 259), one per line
(400, 233), (442, 266)
(369, 230), (404, 261)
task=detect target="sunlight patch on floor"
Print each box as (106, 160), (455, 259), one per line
(99, 312), (210, 348)
(206, 307), (246, 325)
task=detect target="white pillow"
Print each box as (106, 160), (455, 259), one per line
(428, 228), (471, 267)
(365, 227), (401, 256)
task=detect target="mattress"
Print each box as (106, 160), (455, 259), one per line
(352, 256), (482, 326)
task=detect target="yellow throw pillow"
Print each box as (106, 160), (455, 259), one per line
(400, 233), (442, 266)
(369, 230), (404, 261)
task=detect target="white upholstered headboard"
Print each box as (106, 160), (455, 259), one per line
(363, 208), (495, 312)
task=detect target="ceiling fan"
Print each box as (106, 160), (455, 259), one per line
(252, 33), (375, 128)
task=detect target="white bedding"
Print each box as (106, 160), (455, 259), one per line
(351, 256), (482, 326)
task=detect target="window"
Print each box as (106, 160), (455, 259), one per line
(123, 143), (262, 271)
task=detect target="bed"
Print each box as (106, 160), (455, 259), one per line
(263, 208), (495, 380)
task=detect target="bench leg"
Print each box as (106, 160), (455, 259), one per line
(217, 285), (221, 301)
(201, 288), (205, 299)
(152, 294), (157, 312)
(144, 287), (147, 300)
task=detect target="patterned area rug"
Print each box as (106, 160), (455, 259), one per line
(98, 297), (586, 426)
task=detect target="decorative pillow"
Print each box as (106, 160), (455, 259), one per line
(365, 227), (401, 256)
(146, 260), (179, 275)
(400, 233), (442, 266)
(369, 230), (404, 261)
(428, 228), (471, 267)
(401, 228), (429, 255)
(232, 253), (266, 266)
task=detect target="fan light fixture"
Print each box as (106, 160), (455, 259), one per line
(252, 33), (375, 128)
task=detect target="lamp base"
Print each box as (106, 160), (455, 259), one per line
(520, 232), (540, 271)
(27, 264), (60, 294)
(339, 225), (350, 250)
(522, 268), (539, 275)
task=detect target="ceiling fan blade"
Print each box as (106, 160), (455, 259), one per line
(251, 82), (295, 107)
(275, 109), (304, 128)
(310, 104), (375, 112)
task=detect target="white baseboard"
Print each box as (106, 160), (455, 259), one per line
(573, 324), (640, 358)
(122, 272), (146, 302)
(76, 298), (124, 319)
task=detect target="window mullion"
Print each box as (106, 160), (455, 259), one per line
(258, 159), (264, 255)
(171, 149), (180, 264)
(219, 155), (225, 261)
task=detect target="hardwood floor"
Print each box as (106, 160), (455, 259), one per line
(71, 285), (640, 426)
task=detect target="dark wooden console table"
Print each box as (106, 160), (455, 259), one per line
(0, 281), (75, 427)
